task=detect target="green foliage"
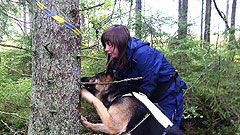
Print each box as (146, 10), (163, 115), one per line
(0, 66), (30, 134)
(80, 0), (114, 46)
(81, 49), (107, 76)
(140, 12), (175, 42)
(1, 50), (31, 75)
(166, 37), (240, 134)
(0, 0), (23, 37)
(0, 40), (30, 133)
(13, 33), (32, 49)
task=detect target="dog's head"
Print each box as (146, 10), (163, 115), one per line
(81, 71), (114, 99)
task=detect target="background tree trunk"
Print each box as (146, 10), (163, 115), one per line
(225, 0), (230, 31)
(200, 0), (204, 47)
(178, 0), (188, 39)
(204, 0), (212, 43)
(28, 0), (81, 134)
(135, 0), (142, 38)
(229, 0), (237, 45)
(22, 0), (27, 34)
(224, 0), (230, 40)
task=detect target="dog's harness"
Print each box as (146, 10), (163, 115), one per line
(127, 113), (151, 134)
(131, 92), (174, 128)
(120, 93), (151, 134)
(120, 92), (174, 135)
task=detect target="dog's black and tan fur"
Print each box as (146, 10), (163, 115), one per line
(80, 72), (184, 135)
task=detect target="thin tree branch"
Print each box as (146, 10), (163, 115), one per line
(79, 55), (105, 60)
(81, 44), (98, 50)
(212, 0), (229, 30)
(92, 0), (117, 29)
(0, 4), (32, 23)
(1, 100), (30, 109)
(0, 43), (31, 51)
(79, 3), (105, 11)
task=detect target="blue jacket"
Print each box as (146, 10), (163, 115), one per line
(114, 37), (187, 101)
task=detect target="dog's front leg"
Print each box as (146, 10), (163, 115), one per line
(81, 89), (121, 134)
(81, 116), (109, 133)
(81, 88), (111, 122)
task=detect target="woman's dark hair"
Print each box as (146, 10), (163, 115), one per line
(101, 24), (130, 69)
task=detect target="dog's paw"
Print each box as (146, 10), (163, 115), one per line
(80, 116), (87, 122)
(80, 116), (90, 126)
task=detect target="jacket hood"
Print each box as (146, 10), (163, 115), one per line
(127, 37), (150, 60)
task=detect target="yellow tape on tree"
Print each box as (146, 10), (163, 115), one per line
(34, 0), (81, 36)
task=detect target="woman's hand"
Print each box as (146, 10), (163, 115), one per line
(80, 88), (96, 104)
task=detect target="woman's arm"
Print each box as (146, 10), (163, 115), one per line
(132, 46), (164, 96)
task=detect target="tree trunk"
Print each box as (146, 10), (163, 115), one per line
(225, 0), (230, 31)
(28, 0), (81, 134)
(223, 0), (230, 40)
(229, 0), (237, 45)
(178, 0), (188, 39)
(204, 0), (212, 43)
(135, 0), (142, 38)
(22, 0), (27, 34)
(200, 0), (204, 47)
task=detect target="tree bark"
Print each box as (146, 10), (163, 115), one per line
(22, 0), (27, 34)
(229, 0), (237, 44)
(135, 0), (142, 38)
(178, 0), (188, 39)
(28, 0), (81, 134)
(226, 0), (230, 31)
(204, 0), (212, 43)
(200, 0), (204, 47)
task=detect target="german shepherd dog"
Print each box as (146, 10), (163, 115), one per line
(80, 71), (184, 135)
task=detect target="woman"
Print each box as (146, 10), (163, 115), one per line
(101, 24), (187, 128)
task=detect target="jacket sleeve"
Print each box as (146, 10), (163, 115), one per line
(132, 46), (164, 96)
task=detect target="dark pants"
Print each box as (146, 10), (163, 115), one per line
(157, 91), (183, 128)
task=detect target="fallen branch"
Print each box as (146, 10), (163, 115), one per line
(1, 120), (15, 133)
(1, 119), (26, 135)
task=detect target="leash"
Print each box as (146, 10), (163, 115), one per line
(127, 113), (151, 134)
(131, 92), (173, 128)
(34, 0), (81, 36)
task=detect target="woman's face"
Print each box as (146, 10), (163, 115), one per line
(105, 42), (119, 58)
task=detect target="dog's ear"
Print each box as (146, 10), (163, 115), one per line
(104, 68), (117, 81)
(96, 71), (113, 82)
